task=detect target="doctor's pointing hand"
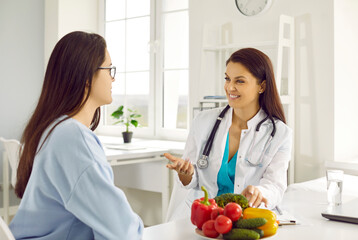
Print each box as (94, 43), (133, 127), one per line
(165, 48), (292, 220)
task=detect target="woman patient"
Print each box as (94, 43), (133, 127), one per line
(10, 31), (143, 240)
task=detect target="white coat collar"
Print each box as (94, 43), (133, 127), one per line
(233, 108), (267, 129)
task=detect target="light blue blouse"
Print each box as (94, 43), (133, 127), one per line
(9, 116), (143, 240)
(217, 133), (238, 196)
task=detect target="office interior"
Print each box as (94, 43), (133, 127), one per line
(1, 0), (358, 228)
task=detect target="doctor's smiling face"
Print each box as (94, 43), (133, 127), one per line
(224, 61), (264, 111)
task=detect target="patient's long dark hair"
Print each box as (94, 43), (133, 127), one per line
(15, 31), (107, 198)
(226, 48), (286, 123)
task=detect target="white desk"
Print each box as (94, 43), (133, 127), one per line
(98, 136), (185, 222)
(143, 175), (358, 239)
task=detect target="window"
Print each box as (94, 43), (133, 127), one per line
(97, 0), (189, 140)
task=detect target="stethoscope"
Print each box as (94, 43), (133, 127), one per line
(197, 105), (277, 169)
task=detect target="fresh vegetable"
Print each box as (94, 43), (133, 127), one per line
(224, 202), (242, 222)
(251, 229), (264, 238)
(234, 217), (267, 229)
(214, 193), (249, 209)
(214, 215), (232, 234)
(223, 228), (260, 240)
(191, 186), (218, 229)
(211, 207), (224, 220)
(258, 221), (278, 237)
(202, 220), (220, 238)
(243, 208), (277, 224)
(243, 207), (278, 238)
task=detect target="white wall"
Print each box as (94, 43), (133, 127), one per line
(334, 0), (358, 162)
(189, 0), (335, 182)
(44, 0), (99, 66)
(0, 0), (44, 206)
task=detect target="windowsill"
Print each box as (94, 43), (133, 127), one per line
(97, 135), (186, 155)
(94, 124), (189, 142)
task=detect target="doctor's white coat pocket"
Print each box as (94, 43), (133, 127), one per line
(244, 151), (273, 169)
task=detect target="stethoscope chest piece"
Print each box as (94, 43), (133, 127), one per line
(197, 156), (208, 169)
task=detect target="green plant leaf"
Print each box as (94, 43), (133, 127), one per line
(130, 114), (141, 118)
(131, 119), (138, 127)
(111, 105), (141, 128)
(113, 120), (124, 125)
(111, 106), (124, 119)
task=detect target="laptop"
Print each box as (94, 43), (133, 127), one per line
(321, 199), (358, 224)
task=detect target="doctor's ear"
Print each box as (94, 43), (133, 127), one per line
(85, 81), (91, 90)
(259, 80), (266, 94)
(84, 81), (90, 94)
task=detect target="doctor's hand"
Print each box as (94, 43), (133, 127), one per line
(241, 185), (268, 208)
(164, 153), (194, 176)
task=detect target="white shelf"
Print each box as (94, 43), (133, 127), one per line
(200, 99), (228, 103)
(200, 96), (291, 105)
(203, 41), (277, 51)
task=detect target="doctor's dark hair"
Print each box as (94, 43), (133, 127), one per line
(15, 31), (107, 198)
(226, 48), (286, 124)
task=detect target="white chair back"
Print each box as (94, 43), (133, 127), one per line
(0, 138), (20, 187)
(0, 216), (15, 240)
(0, 137), (21, 224)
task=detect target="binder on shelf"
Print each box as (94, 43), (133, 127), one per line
(203, 95), (226, 99)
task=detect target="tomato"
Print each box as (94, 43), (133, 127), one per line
(211, 207), (224, 220)
(223, 202), (242, 222)
(202, 220), (220, 238)
(214, 215), (232, 234)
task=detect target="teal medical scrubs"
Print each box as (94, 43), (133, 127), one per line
(217, 133), (238, 196)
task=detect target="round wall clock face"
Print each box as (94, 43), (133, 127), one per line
(235, 0), (272, 17)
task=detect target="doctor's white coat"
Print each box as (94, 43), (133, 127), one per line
(171, 107), (292, 220)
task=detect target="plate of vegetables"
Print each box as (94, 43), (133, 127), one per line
(191, 187), (278, 240)
(195, 228), (223, 239)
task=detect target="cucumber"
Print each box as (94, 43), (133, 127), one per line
(223, 229), (260, 240)
(234, 218), (267, 229)
(252, 229), (264, 238)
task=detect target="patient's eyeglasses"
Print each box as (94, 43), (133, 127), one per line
(98, 66), (116, 79)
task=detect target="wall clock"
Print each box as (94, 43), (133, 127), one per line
(235, 0), (273, 17)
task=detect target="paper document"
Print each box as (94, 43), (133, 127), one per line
(274, 207), (299, 225)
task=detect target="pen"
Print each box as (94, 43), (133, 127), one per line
(278, 220), (296, 226)
(275, 206), (283, 215)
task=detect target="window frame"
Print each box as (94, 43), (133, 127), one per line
(96, 0), (189, 141)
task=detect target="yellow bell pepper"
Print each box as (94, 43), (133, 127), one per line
(243, 208), (277, 223)
(258, 221), (278, 237)
(243, 208), (278, 237)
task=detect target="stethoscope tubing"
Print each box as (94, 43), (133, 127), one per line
(197, 105), (276, 169)
(201, 105), (231, 158)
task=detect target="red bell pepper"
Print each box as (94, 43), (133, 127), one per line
(191, 186), (218, 229)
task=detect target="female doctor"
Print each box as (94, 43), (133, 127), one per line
(165, 48), (292, 218)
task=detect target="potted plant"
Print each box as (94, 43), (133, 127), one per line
(111, 105), (141, 143)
